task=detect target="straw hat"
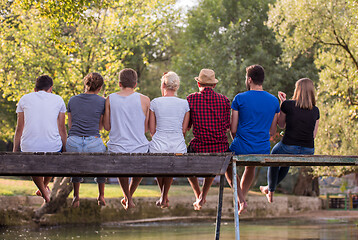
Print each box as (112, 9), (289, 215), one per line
(195, 69), (218, 84)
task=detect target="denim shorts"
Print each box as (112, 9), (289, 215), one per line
(66, 135), (107, 184)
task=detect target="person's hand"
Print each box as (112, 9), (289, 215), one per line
(278, 91), (286, 103)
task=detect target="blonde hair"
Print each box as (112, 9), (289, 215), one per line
(292, 78), (316, 110)
(161, 71), (180, 92)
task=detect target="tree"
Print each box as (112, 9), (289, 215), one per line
(0, 0), (179, 219)
(172, 0), (318, 101)
(267, 0), (358, 177)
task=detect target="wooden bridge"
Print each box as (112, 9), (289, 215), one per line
(0, 152), (356, 240)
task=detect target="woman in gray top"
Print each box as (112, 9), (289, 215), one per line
(66, 73), (106, 208)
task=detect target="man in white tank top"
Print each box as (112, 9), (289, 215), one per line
(104, 68), (150, 210)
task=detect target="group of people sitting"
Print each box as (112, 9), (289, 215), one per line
(13, 64), (319, 215)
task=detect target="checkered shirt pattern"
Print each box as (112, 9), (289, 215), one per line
(187, 87), (231, 153)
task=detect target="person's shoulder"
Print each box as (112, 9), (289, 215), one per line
(282, 100), (295, 107)
(139, 93), (150, 103)
(150, 97), (160, 104)
(93, 94), (105, 102)
(176, 97), (189, 106)
(51, 92), (65, 101)
(187, 91), (199, 98)
(214, 90), (229, 99)
(263, 91), (277, 98)
(284, 99), (295, 104)
(19, 92), (32, 100)
(186, 92), (200, 102)
(262, 91), (279, 103)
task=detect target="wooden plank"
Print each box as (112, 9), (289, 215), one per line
(0, 152), (233, 177)
(233, 154), (358, 166)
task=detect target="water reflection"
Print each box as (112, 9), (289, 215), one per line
(1, 219), (357, 240)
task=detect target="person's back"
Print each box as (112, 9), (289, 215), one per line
(107, 91), (149, 153)
(281, 100), (319, 148)
(17, 86), (66, 152)
(230, 90), (279, 154)
(149, 96), (189, 153)
(68, 93), (105, 137)
(187, 87), (230, 153)
(186, 69), (231, 211)
(148, 71), (190, 208)
(66, 72), (107, 208)
(103, 68), (150, 210)
(261, 78), (320, 203)
(13, 75), (67, 203)
(228, 65), (280, 215)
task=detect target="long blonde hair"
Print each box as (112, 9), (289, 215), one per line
(292, 78), (316, 110)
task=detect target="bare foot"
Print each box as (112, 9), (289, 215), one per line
(266, 191), (273, 203)
(160, 199), (169, 209)
(259, 185), (268, 195)
(43, 194), (50, 203)
(238, 201), (247, 215)
(97, 196), (106, 206)
(72, 197), (80, 208)
(35, 186), (51, 197)
(121, 198), (135, 210)
(156, 199), (161, 207)
(121, 198), (127, 209)
(193, 197), (206, 211)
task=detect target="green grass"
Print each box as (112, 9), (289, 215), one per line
(0, 178), (217, 198)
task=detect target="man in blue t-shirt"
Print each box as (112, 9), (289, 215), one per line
(227, 65), (280, 214)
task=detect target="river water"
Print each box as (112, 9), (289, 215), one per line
(1, 219), (357, 240)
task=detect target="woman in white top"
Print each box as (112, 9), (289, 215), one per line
(149, 71), (190, 208)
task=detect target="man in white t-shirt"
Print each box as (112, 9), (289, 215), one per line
(13, 75), (67, 203)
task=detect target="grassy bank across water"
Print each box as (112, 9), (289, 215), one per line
(0, 177), (222, 198)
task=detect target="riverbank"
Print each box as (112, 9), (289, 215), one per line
(0, 192), (344, 226)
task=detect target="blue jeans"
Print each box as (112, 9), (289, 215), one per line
(66, 136), (107, 184)
(268, 141), (314, 192)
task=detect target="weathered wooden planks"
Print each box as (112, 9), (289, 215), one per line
(0, 152), (232, 177)
(0, 152), (356, 177)
(233, 154), (358, 166)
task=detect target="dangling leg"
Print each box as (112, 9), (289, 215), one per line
(32, 176), (50, 203)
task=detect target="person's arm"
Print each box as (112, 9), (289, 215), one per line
(313, 119), (319, 139)
(277, 111), (286, 129)
(103, 96), (111, 131)
(13, 112), (24, 152)
(58, 112), (67, 152)
(230, 110), (239, 140)
(182, 111), (190, 136)
(67, 112), (72, 130)
(277, 91), (287, 129)
(99, 115), (104, 131)
(149, 110), (156, 137)
(269, 113), (279, 138)
(140, 95), (151, 133)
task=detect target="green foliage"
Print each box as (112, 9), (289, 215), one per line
(268, 0), (358, 177)
(0, 0), (178, 141)
(172, 0), (318, 101)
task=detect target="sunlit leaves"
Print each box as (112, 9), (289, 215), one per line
(0, 0), (178, 141)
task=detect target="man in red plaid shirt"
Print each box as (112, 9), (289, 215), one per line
(186, 68), (231, 210)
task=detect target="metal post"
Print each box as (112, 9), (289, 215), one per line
(215, 175), (225, 240)
(232, 160), (240, 240)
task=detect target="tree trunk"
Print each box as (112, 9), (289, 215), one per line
(293, 167), (320, 196)
(33, 177), (73, 220)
